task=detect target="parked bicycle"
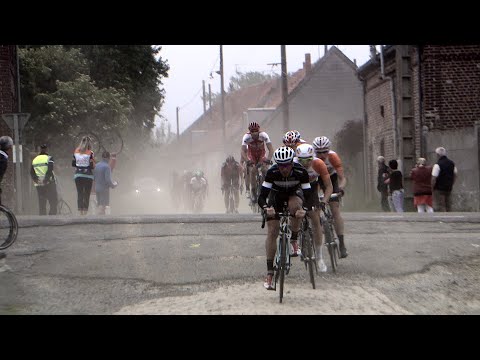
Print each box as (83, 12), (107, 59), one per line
(299, 210), (317, 288)
(0, 205), (18, 250)
(319, 192), (342, 273)
(261, 201), (292, 303)
(55, 175), (72, 216)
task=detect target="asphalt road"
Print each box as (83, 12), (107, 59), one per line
(1, 212), (479, 314)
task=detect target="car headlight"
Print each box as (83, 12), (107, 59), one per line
(156, 188), (161, 192)
(135, 189), (140, 194)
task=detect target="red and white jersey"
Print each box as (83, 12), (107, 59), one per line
(241, 131), (271, 150)
(242, 131), (271, 161)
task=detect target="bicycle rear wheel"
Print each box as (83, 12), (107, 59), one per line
(0, 206), (18, 250)
(324, 222), (337, 273)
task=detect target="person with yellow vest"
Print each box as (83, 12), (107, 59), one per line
(30, 144), (57, 215)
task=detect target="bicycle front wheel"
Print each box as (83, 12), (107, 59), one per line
(0, 206), (18, 250)
(304, 228), (316, 289)
(278, 233), (288, 303)
(324, 222), (337, 273)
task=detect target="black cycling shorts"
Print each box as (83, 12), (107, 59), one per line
(318, 173), (341, 203)
(266, 189), (304, 221)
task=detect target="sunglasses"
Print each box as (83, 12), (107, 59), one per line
(316, 150), (329, 154)
(298, 157), (313, 163)
(278, 163), (293, 168)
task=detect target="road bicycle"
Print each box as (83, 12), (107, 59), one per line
(319, 192), (342, 273)
(262, 200), (292, 303)
(191, 189), (205, 213)
(249, 161), (271, 213)
(0, 204), (18, 250)
(224, 185), (237, 213)
(299, 210), (317, 288)
(55, 175), (72, 216)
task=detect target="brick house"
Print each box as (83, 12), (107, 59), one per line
(358, 45), (480, 211)
(0, 45), (19, 209)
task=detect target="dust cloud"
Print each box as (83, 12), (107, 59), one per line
(51, 142), (251, 216)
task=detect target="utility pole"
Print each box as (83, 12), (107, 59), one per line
(324, 45), (328, 56)
(176, 106), (180, 142)
(202, 80), (206, 114)
(219, 45), (226, 149)
(208, 83), (212, 109)
(281, 45), (289, 133)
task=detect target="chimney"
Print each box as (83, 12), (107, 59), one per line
(304, 53), (312, 73)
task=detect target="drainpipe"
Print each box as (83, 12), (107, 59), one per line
(360, 77), (370, 200)
(417, 45), (426, 158)
(380, 46), (398, 160)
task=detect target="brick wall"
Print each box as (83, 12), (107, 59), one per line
(362, 57), (397, 200)
(0, 45), (18, 208)
(422, 45), (480, 130)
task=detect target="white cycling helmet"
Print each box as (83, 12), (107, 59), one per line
(273, 146), (295, 164)
(312, 136), (331, 151)
(296, 143), (315, 159)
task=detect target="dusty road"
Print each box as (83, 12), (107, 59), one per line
(1, 213), (479, 314)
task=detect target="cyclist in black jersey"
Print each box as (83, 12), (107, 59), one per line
(258, 146), (312, 290)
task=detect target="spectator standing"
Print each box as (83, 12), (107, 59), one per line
(385, 159), (404, 212)
(0, 136), (13, 262)
(30, 144), (58, 215)
(431, 147), (457, 212)
(377, 156), (390, 212)
(410, 157), (433, 213)
(73, 136), (96, 215)
(93, 151), (117, 215)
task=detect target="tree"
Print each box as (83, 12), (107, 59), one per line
(227, 70), (279, 92)
(19, 45), (170, 156)
(202, 70), (278, 105)
(74, 45), (169, 131)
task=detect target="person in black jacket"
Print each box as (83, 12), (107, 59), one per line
(377, 156), (390, 212)
(0, 136), (13, 206)
(0, 135), (13, 261)
(431, 147), (457, 212)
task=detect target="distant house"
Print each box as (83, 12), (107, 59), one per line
(0, 45), (19, 208)
(358, 45), (480, 211)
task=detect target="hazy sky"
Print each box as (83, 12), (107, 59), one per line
(157, 45), (373, 134)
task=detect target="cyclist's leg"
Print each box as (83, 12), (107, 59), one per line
(233, 182), (240, 212)
(223, 185), (230, 211)
(264, 215), (280, 289)
(288, 193), (304, 255)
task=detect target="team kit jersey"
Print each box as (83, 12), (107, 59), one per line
(258, 162), (312, 212)
(294, 156), (330, 184)
(242, 131), (271, 162)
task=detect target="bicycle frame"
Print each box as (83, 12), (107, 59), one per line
(261, 201), (291, 303)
